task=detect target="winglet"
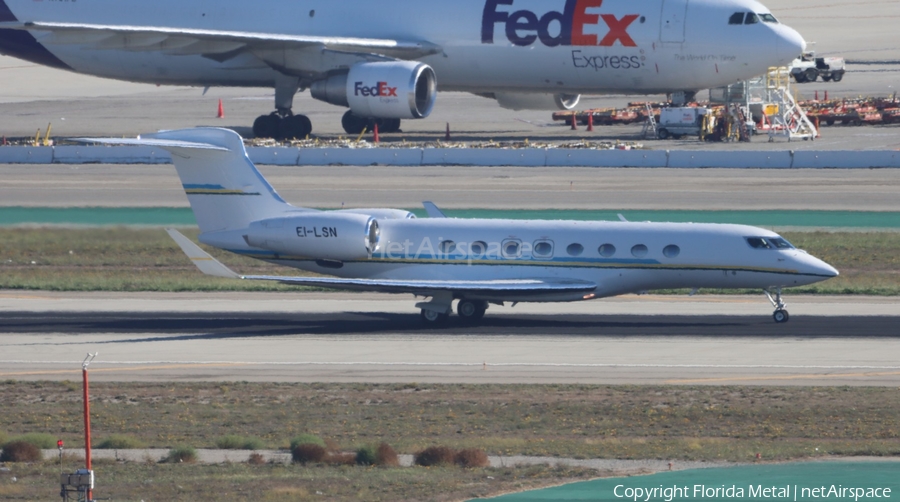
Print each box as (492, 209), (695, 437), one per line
(422, 201), (447, 218)
(165, 228), (241, 279)
(618, 213), (628, 222)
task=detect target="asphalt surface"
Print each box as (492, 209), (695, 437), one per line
(2, 293), (899, 386)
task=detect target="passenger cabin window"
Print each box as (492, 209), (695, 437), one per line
(759, 13), (778, 23)
(502, 239), (522, 258)
(566, 243), (584, 256)
(744, 13), (759, 24)
(728, 12), (744, 25)
(598, 244), (616, 257)
(440, 240), (456, 254)
(470, 241), (487, 257)
(631, 244), (649, 258)
(663, 245), (681, 258)
(533, 240), (553, 258)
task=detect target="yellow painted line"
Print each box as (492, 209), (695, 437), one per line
(666, 370), (900, 384)
(0, 363), (249, 377)
(0, 293), (60, 300)
(190, 257), (214, 261)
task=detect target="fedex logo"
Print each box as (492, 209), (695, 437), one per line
(354, 81), (398, 98)
(482, 0), (639, 48)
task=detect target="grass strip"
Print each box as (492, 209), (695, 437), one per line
(0, 228), (898, 293)
(2, 382), (898, 461)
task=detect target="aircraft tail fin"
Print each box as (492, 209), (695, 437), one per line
(79, 128), (293, 233)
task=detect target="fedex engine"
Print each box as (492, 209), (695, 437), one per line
(311, 61), (437, 119)
(243, 210), (414, 261)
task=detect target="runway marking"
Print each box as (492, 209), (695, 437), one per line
(666, 370), (900, 384)
(3, 360), (900, 370)
(0, 363), (248, 377)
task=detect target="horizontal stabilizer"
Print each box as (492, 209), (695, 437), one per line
(166, 229), (239, 279)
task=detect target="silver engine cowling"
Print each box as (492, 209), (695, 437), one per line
(244, 212), (380, 261)
(311, 61), (437, 119)
(492, 92), (581, 111)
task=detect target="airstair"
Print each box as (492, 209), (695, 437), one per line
(641, 104), (658, 139)
(764, 67), (817, 142)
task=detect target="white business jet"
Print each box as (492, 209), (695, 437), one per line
(2, 0), (805, 139)
(82, 127), (837, 324)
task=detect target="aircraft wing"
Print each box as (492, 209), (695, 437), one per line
(167, 229), (597, 297)
(0, 21), (441, 72)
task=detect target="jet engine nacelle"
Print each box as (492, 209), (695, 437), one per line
(493, 92), (581, 111)
(244, 212), (380, 261)
(310, 61), (437, 119)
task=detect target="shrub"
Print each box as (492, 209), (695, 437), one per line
(1, 441), (42, 462)
(165, 446), (197, 464)
(375, 443), (399, 467)
(290, 434), (325, 450)
(414, 446), (456, 467)
(8, 432), (57, 449)
(455, 448), (490, 468)
(291, 444), (325, 464)
(0, 431), (8, 447)
(216, 435), (265, 450)
(96, 434), (146, 449)
(248, 453), (266, 465)
(323, 438), (341, 452)
(355, 446), (377, 466)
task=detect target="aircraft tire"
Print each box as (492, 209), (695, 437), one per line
(420, 309), (449, 324)
(342, 111), (368, 135)
(457, 300), (487, 321)
(380, 118), (402, 133)
(280, 115), (312, 140)
(773, 309), (790, 323)
(253, 114), (281, 139)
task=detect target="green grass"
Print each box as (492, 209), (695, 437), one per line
(4, 432), (57, 449)
(0, 228), (898, 294)
(290, 434), (326, 450)
(2, 382), (899, 462)
(165, 445), (198, 464)
(216, 435), (266, 450)
(96, 434), (147, 449)
(0, 459), (595, 502)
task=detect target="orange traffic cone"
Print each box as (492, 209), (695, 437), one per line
(570, 112), (578, 130)
(373, 122), (380, 143)
(587, 113), (594, 132)
(216, 99), (224, 119)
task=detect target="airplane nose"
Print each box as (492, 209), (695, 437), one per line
(776, 26), (806, 65)
(809, 256), (839, 278)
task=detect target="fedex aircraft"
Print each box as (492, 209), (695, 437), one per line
(1, 0), (805, 139)
(83, 128), (838, 325)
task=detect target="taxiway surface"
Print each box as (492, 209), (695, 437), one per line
(2, 292), (899, 386)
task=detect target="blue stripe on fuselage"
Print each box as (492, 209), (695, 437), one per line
(0, 1), (72, 70)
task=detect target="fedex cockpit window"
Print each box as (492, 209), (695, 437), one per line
(759, 13), (779, 23)
(746, 237), (794, 250)
(728, 12), (744, 24)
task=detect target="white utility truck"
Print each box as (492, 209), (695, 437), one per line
(790, 52), (846, 83)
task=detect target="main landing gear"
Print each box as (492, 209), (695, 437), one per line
(252, 74), (313, 140)
(765, 288), (790, 323)
(417, 295), (489, 325)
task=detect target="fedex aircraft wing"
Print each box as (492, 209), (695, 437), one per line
(0, 0), (805, 138)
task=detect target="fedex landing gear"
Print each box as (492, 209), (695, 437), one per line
(342, 111), (401, 135)
(252, 75), (313, 140)
(765, 288), (790, 323)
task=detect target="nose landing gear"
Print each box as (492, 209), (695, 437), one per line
(252, 111), (312, 140)
(765, 288), (790, 323)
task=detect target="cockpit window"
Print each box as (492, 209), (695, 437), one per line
(744, 13), (759, 24)
(728, 12), (744, 25)
(746, 237), (794, 250)
(759, 13), (778, 23)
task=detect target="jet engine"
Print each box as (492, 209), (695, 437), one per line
(244, 212), (381, 261)
(311, 61), (437, 119)
(492, 92), (581, 111)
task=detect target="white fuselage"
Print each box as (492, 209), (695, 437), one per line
(1, 0), (805, 95)
(206, 217), (838, 303)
